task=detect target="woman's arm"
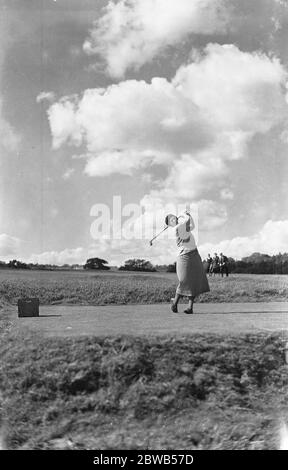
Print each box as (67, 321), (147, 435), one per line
(174, 212), (195, 245)
(175, 211), (195, 231)
(185, 211), (195, 231)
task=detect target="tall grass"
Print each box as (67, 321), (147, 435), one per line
(0, 330), (287, 449)
(0, 270), (288, 305)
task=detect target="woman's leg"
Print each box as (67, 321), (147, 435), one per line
(171, 292), (181, 312)
(174, 293), (181, 306)
(184, 296), (195, 314)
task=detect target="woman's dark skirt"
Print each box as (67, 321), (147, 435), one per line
(176, 249), (210, 297)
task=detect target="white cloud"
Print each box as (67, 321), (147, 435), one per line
(0, 233), (22, 257)
(84, 0), (231, 77)
(48, 77), (210, 154)
(132, 195), (227, 236)
(84, 149), (172, 177)
(36, 91), (56, 104)
(47, 44), (288, 212)
(121, 196), (197, 240)
(199, 219), (288, 259)
(106, 238), (179, 265)
(28, 247), (86, 266)
(48, 97), (83, 149)
(17, 218), (288, 266)
(26, 241), (150, 266)
(174, 44), (287, 135)
(149, 152), (229, 201)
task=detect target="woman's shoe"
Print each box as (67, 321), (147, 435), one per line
(184, 308), (193, 314)
(170, 299), (178, 313)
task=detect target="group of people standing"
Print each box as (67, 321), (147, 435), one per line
(205, 253), (229, 277)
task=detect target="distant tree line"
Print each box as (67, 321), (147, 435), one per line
(228, 252), (288, 274)
(140, 253), (288, 274)
(0, 260), (84, 271)
(1, 252), (288, 274)
(0, 260), (31, 269)
(84, 258), (110, 270)
(154, 263), (176, 272)
(119, 259), (156, 272)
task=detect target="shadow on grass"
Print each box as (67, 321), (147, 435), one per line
(38, 315), (62, 318)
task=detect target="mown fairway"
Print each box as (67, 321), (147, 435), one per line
(11, 303), (288, 338)
(0, 269), (288, 305)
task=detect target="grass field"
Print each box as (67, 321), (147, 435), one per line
(0, 269), (288, 305)
(0, 330), (287, 450)
(0, 271), (287, 450)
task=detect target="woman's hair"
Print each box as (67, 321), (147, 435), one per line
(165, 215), (169, 226)
(165, 214), (178, 226)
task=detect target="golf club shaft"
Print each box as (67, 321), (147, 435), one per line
(150, 226), (168, 245)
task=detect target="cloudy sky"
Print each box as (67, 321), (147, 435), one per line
(0, 0), (288, 265)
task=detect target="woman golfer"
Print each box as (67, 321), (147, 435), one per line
(169, 211), (210, 314)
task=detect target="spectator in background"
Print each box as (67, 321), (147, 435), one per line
(212, 253), (220, 275)
(220, 253), (229, 277)
(207, 253), (213, 276)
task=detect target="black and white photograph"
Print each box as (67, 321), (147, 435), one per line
(0, 0), (288, 453)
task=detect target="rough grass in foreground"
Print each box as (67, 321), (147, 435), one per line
(0, 270), (288, 305)
(0, 330), (287, 450)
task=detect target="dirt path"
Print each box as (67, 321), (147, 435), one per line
(13, 302), (288, 337)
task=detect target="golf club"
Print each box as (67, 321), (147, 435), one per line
(149, 225), (169, 246)
(149, 213), (177, 246)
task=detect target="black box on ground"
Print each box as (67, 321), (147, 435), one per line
(18, 298), (40, 317)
